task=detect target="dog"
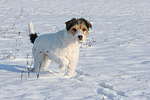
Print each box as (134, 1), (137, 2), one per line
(28, 18), (92, 78)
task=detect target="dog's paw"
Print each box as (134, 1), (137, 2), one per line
(63, 75), (70, 78)
(64, 73), (73, 78)
(31, 68), (38, 72)
(59, 65), (66, 71)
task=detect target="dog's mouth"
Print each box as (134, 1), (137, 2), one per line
(74, 39), (84, 45)
(78, 40), (84, 43)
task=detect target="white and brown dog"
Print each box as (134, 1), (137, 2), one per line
(29, 18), (92, 78)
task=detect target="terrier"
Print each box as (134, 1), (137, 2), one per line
(29, 18), (92, 78)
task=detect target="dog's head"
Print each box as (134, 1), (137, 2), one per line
(65, 18), (92, 44)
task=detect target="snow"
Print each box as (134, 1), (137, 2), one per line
(0, 0), (150, 100)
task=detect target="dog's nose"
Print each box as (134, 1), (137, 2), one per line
(78, 35), (83, 40)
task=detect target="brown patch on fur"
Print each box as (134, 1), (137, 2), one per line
(69, 24), (89, 36)
(65, 18), (92, 31)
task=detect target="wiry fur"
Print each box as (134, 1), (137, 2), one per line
(28, 18), (92, 78)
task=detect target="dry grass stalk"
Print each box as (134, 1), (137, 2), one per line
(85, 38), (96, 48)
(20, 70), (24, 84)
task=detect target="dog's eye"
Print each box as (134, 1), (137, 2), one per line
(72, 28), (77, 32)
(83, 28), (86, 32)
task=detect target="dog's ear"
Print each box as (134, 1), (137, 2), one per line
(65, 18), (77, 31)
(81, 18), (92, 30)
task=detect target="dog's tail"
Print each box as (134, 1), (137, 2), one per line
(28, 21), (38, 44)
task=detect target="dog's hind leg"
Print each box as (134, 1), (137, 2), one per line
(42, 55), (51, 70)
(32, 53), (51, 72)
(31, 51), (45, 72)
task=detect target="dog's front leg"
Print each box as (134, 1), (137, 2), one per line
(66, 58), (78, 78)
(59, 57), (69, 71)
(47, 53), (69, 71)
(66, 65), (75, 78)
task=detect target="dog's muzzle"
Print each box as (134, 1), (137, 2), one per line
(78, 35), (83, 40)
(74, 33), (85, 45)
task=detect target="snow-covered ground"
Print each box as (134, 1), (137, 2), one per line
(0, 0), (150, 100)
